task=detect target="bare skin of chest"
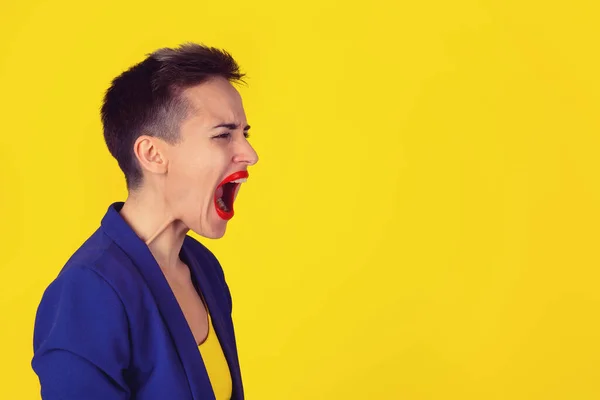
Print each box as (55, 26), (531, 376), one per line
(163, 265), (209, 346)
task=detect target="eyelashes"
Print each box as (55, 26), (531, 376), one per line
(213, 132), (251, 140)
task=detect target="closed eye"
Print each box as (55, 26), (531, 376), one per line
(212, 132), (251, 140)
(213, 132), (231, 140)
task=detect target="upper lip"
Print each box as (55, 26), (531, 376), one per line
(218, 170), (249, 187)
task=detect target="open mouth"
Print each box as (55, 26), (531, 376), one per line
(214, 170), (249, 220)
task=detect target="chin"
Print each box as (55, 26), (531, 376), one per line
(201, 229), (226, 240)
(190, 219), (227, 239)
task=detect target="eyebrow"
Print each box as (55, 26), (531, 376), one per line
(212, 123), (251, 131)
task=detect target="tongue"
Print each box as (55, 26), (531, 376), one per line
(215, 185), (224, 199)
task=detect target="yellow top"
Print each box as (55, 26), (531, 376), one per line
(198, 312), (232, 400)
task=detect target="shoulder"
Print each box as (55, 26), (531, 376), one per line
(45, 229), (125, 309)
(32, 263), (132, 397)
(56, 229), (146, 300)
(33, 231), (134, 348)
(33, 262), (129, 352)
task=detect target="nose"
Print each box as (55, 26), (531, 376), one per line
(233, 137), (259, 166)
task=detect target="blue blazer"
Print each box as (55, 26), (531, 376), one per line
(32, 202), (244, 399)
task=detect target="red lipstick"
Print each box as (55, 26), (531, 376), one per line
(214, 170), (249, 220)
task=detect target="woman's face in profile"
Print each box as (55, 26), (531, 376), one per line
(162, 77), (259, 239)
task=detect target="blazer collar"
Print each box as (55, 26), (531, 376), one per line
(100, 202), (241, 400)
(181, 240), (244, 399)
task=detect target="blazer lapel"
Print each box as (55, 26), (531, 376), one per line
(101, 203), (215, 400)
(182, 241), (244, 400)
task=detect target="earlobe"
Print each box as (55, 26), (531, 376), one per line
(133, 135), (169, 175)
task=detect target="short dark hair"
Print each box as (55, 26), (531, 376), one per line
(101, 42), (245, 190)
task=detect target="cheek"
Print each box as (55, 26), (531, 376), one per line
(182, 153), (227, 201)
(167, 142), (230, 200)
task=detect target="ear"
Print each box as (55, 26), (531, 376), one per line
(133, 135), (169, 176)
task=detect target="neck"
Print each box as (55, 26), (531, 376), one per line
(119, 190), (189, 272)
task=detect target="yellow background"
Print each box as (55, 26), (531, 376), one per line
(1, 0), (599, 398)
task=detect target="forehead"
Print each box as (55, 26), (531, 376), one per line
(182, 77), (246, 125)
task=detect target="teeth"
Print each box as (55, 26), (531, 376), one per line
(231, 178), (247, 183)
(216, 198), (229, 212)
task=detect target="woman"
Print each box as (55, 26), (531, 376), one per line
(31, 43), (259, 400)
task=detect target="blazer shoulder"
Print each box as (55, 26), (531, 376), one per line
(51, 231), (125, 301)
(32, 263), (132, 398)
(33, 262), (129, 349)
(60, 230), (146, 298)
